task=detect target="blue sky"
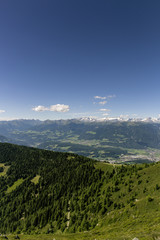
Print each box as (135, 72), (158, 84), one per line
(0, 0), (160, 120)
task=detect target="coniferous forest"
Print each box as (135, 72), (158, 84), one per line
(1, 143), (160, 239)
(0, 143), (103, 234)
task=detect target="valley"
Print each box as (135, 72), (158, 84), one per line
(1, 120), (160, 239)
(1, 119), (160, 164)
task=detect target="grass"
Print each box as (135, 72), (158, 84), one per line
(0, 234), (95, 240)
(86, 131), (96, 134)
(67, 156), (75, 160)
(1, 228), (160, 240)
(93, 161), (160, 239)
(94, 161), (115, 173)
(0, 163), (10, 177)
(31, 175), (40, 184)
(6, 178), (24, 193)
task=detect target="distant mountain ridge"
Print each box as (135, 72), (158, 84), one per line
(78, 116), (160, 123)
(0, 119), (160, 162)
(0, 135), (10, 143)
(0, 119), (42, 135)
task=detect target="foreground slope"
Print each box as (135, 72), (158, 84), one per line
(1, 143), (160, 239)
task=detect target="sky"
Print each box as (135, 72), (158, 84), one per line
(0, 0), (160, 120)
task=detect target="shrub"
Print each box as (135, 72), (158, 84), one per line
(147, 196), (154, 202)
(138, 180), (142, 185)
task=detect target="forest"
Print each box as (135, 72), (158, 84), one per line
(1, 143), (160, 239)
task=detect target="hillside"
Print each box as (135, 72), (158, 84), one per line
(1, 119), (160, 163)
(0, 135), (10, 143)
(1, 143), (160, 239)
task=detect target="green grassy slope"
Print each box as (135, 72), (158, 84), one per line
(1, 143), (160, 239)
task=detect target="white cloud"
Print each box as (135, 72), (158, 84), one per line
(94, 94), (116, 100)
(32, 104), (70, 113)
(99, 108), (111, 112)
(0, 110), (5, 113)
(107, 94), (116, 99)
(119, 114), (129, 119)
(32, 105), (48, 112)
(102, 113), (109, 116)
(99, 101), (107, 105)
(94, 96), (106, 100)
(50, 104), (69, 112)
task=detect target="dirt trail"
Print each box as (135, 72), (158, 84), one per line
(67, 200), (70, 228)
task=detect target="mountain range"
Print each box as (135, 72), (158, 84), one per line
(0, 119), (160, 163)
